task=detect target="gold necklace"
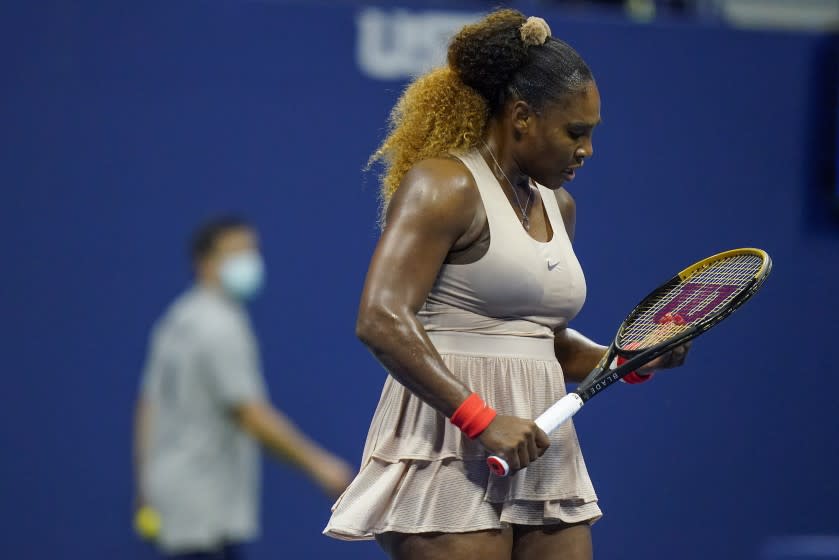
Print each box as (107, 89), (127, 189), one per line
(482, 140), (534, 231)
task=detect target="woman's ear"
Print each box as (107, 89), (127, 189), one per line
(510, 100), (535, 141)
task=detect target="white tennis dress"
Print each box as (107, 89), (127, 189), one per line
(324, 148), (600, 540)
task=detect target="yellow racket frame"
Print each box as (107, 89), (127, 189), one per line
(678, 248), (771, 281)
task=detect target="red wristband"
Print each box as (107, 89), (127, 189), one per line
(617, 355), (655, 384)
(450, 393), (497, 439)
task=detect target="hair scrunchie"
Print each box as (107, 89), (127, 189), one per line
(520, 16), (551, 46)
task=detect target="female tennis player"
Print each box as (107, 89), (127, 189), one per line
(324, 9), (689, 559)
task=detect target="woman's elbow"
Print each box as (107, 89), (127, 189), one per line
(355, 304), (400, 348)
(355, 306), (385, 346)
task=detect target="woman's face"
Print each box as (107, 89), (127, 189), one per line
(517, 82), (601, 190)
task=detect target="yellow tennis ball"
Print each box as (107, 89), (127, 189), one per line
(134, 506), (161, 540)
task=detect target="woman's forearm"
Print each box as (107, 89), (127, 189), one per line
(553, 328), (607, 383)
(356, 306), (472, 417)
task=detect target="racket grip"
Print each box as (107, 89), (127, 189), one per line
(486, 455), (511, 477)
(535, 393), (584, 433)
(486, 393), (584, 477)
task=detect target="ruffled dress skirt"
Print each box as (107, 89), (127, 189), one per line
(324, 331), (601, 540)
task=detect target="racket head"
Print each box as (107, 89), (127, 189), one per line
(615, 248), (772, 355)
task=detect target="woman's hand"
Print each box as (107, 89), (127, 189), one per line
(477, 415), (550, 473)
(637, 341), (692, 375)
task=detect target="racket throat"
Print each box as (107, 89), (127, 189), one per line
(580, 369), (624, 401)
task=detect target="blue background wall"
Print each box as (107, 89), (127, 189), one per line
(2, 1), (838, 559)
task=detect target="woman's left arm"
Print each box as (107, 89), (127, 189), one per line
(551, 189), (606, 382)
(551, 188), (690, 382)
(554, 327), (692, 383)
(553, 328), (607, 383)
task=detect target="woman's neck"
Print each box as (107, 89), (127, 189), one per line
(481, 123), (530, 192)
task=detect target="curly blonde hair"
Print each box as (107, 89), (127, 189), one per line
(369, 67), (487, 204)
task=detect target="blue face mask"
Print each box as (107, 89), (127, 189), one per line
(219, 251), (265, 301)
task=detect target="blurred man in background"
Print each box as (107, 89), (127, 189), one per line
(133, 216), (353, 560)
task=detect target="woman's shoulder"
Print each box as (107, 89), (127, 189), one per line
(393, 156), (480, 210)
(384, 156), (482, 236)
(552, 187), (576, 241)
(553, 187), (575, 214)
(406, 156), (476, 188)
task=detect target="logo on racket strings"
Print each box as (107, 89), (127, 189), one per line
(653, 283), (737, 324)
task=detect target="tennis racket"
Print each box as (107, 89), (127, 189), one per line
(487, 247), (772, 477)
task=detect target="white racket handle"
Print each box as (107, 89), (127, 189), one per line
(486, 393), (584, 477)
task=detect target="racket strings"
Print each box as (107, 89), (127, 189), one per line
(619, 254), (764, 349)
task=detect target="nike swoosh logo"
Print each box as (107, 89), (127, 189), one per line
(547, 260), (560, 270)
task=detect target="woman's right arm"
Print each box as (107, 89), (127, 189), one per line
(356, 159), (549, 471)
